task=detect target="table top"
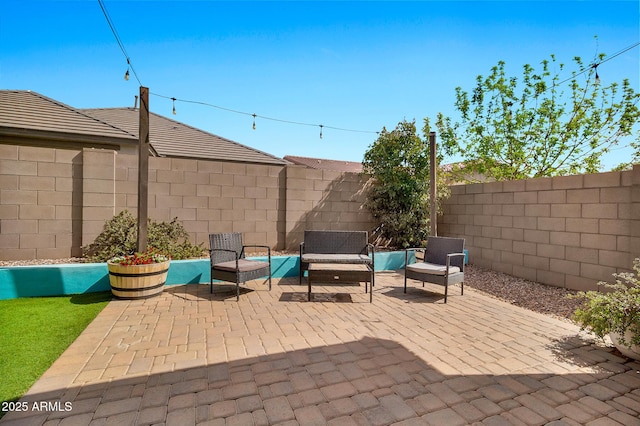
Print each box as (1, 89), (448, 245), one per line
(308, 263), (371, 272)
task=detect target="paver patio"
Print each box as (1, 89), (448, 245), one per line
(2, 272), (639, 425)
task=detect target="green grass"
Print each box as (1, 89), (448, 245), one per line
(0, 292), (111, 413)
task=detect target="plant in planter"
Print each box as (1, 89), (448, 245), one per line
(107, 247), (171, 299)
(83, 210), (205, 262)
(571, 257), (640, 360)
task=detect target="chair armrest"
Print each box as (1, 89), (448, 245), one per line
(447, 252), (466, 258)
(242, 245), (271, 259)
(405, 247), (427, 252)
(367, 244), (375, 267)
(299, 242), (305, 257)
(446, 252), (466, 271)
(404, 247), (427, 266)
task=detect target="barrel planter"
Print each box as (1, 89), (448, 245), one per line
(107, 260), (170, 299)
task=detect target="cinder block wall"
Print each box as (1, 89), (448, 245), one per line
(284, 165), (376, 251)
(113, 153), (288, 251)
(0, 144), (375, 259)
(0, 145), (83, 259)
(439, 166), (640, 291)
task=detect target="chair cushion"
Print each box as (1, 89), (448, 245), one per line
(406, 262), (460, 276)
(301, 253), (372, 264)
(214, 259), (269, 273)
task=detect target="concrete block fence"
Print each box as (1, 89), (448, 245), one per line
(439, 165), (640, 291)
(0, 145), (376, 260)
(1, 143), (637, 291)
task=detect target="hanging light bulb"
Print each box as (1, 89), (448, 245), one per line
(124, 58), (131, 81)
(319, 124), (323, 139)
(593, 64), (600, 84)
(252, 114), (257, 130)
(171, 97), (177, 115)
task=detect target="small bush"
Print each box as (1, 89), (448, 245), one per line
(570, 257), (640, 349)
(82, 210), (205, 262)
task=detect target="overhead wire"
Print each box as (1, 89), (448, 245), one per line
(151, 93), (378, 134)
(96, 0), (377, 137)
(553, 41), (639, 88)
(98, 0), (142, 86)
(97, 0), (637, 138)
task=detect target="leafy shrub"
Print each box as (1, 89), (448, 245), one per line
(363, 119), (450, 248)
(83, 210), (205, 262)
(570, 257), (640, 349)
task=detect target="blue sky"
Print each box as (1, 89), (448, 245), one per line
(1, 1), (638, 170)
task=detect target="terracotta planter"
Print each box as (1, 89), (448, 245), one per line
(610, 331), (640, 360)
(107, 260), (170, 299)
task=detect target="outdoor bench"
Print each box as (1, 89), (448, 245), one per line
(299, 230), (375, 302)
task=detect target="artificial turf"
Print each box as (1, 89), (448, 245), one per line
(0, 291), (111, 414)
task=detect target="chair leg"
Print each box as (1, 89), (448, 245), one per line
(268, 275), (272, 291)
(444, 282), (448, 303)
(461, 281), (464, 296)
(403, 274), (407, 293)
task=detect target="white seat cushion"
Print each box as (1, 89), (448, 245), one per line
(406, 262), (460, 276)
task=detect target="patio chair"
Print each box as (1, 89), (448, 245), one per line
(209, 233), (271, 301)
(404, 236), (465, 303)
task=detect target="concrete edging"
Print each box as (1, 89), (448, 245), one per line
(0, 251), (424, 300)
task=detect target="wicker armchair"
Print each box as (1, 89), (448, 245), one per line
(209, 233), (271, 301)
(404, 236), (465, 303)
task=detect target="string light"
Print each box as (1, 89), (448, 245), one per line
(99, 0), (142, 85)
(552, 41), (639, 88)
(154, 93), (379, 136)
(124, 58), (131, 81)
(99, 0), (638, 140)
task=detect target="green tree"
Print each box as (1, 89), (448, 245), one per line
(436, 54), (640, 181)
(613, 138), (640, 171)
(362, 119), (450, 248)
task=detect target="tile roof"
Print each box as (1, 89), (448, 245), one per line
(82, 108), (287, 165)
(284, 155), (363, 173)
(0, 90), (137, 144)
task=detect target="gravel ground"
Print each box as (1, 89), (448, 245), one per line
(0, 257), (583, 322)
(463, 264), (583, 322)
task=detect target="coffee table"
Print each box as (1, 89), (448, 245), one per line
(307, 263), (374, 302)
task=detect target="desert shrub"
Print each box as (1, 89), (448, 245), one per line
(82, 210), (205, 262)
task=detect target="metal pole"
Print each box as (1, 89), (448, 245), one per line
(137, 86), (149, 252)
(429, 132), (437, 237)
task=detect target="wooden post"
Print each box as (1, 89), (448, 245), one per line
(429, 132), (437, 237)
(137, 87), (149, 252)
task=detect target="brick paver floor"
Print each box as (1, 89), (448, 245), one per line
(2, 272), (639, 425)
